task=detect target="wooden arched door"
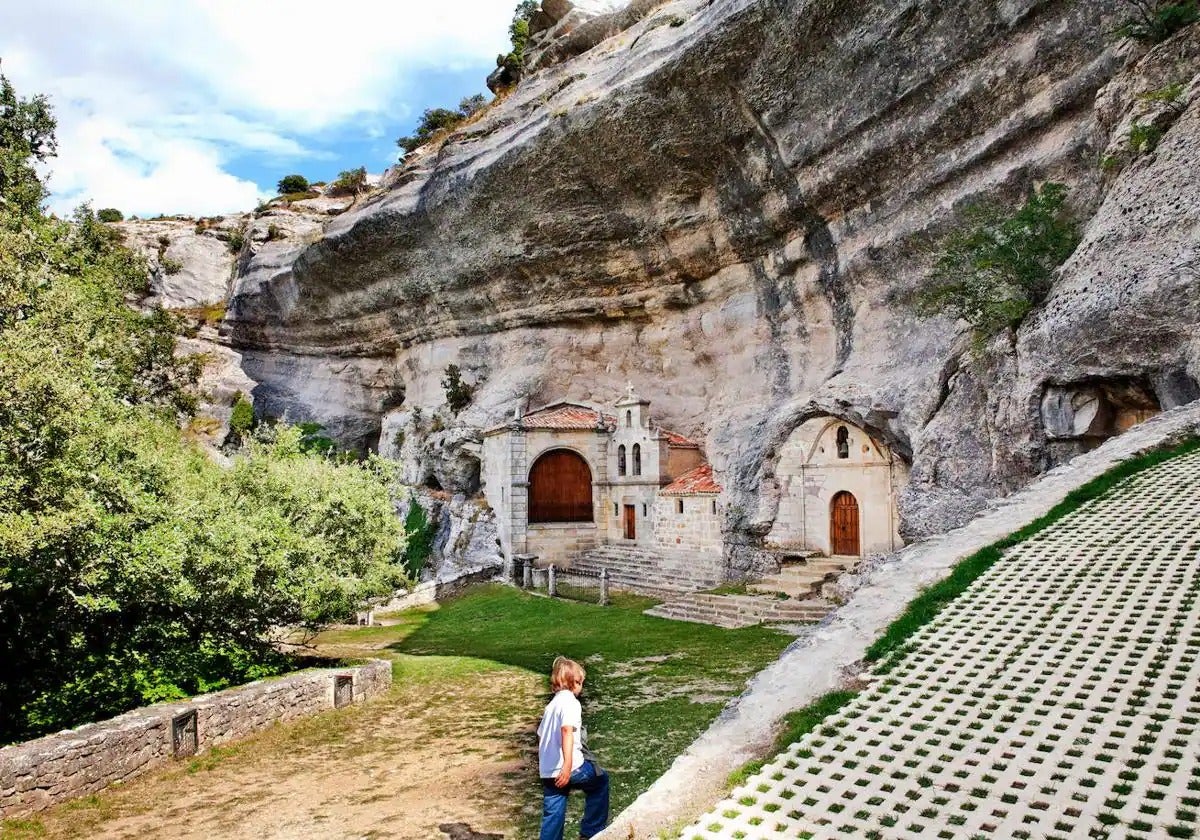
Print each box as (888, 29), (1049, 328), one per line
(528, 450), (593, 523)
(830, 491), (860, 556)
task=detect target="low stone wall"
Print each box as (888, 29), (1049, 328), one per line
(0, 659), (391, 818)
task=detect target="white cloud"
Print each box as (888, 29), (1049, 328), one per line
(0, 0), (513, 215)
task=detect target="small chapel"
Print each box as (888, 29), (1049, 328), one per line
(481, 388), (908, 572)
(481, 387), (723, 568)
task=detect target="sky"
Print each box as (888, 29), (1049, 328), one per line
(0, 1), (514, 217)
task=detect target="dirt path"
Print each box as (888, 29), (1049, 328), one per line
(10, 654), (543, 840)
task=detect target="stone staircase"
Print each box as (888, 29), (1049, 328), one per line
(747, 554), (859, 598)
(644, 592), (834, 630)
(567, 544), (726, 597)
(643, 553), (855, 631)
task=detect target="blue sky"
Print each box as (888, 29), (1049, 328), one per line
(0, 1), (513, 216)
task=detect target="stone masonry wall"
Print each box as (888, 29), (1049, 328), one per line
(0, 659), (391, 817)
(654, 495), (723, 554)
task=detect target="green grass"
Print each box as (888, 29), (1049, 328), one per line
(727, 690), (859, 788)
(386, 585), (792, 833)
(865, 436), (1200, 663)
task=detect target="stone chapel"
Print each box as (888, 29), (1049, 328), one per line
(481, 388), (908, 572)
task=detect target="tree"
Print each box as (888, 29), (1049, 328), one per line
(397, 107), (467, 155)
(0, 70), (56, 215)
(97, 208), (124, 223)
(442, 364), (475, 414)
(276, 173), (309, 195)
(1115, 0), (1199, 42)
(914, 183), (1080, 339)
(331, 166), (368, 196)
(0, 74), (410, 743)
(459, 94), (488, 117)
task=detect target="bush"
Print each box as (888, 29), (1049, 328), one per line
(1128, 120), (1164, 154)
(276, 173), (309, 194)
(442, 363), (474, 414)
(458, 94), (487, 117)
(160, 256), (183, 275)
(914, 183), (1080, 339)
(227, 227), (246, 253)
(1115, 0), (1199, 42)
(331, 166), (367, 196)
(397, 107), (467, 154)
(97, 208), (124, 223)
(402, 497), (437, 579)
(228, 391), (255, 438)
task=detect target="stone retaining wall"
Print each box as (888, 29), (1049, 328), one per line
(0, 659), (391, 817)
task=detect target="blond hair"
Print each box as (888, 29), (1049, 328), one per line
(550, 656), (586, 692)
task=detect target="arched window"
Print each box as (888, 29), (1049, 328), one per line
(617, 444), (627, 476)
(529, 450), (593, 523)
(625, 410), (632, 428)
(836, 426), (850, 459)
(632, 443), (641, 476)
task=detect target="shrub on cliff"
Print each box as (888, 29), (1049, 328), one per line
(0, 72), (409, 742)
(442, 363), (475, 414)
(97, 207), (124, 222)
(914, 183), (1080, 339)
(276, 173), (309, 194)
(402, 496), (437, 579)
(330, 166), (368, 196)
(395, 93), (493, 156)
(1115, 0), (1199, 42)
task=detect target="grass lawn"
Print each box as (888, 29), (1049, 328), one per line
(382, 585), (793, 833)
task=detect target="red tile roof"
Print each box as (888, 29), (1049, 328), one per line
(519, 403), (616, 431)
(661, 429), (699, 449)
(660, 463), (721, 495)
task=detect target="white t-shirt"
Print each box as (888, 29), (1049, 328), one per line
(538, 690), (586, 778)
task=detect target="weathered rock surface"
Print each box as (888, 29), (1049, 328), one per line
(396, 490), (502, 581)
(222, 0), (1199, 547)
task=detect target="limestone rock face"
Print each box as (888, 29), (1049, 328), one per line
(117, 218), (238, 309)
(224, 1), (1200, 544)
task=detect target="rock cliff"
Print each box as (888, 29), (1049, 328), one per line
(217, 0), (1198, 545)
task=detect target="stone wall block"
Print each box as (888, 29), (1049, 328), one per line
(0, 659), (391, 818)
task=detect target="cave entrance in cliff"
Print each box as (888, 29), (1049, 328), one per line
(830, 491), (860, 557)
(528, 449), (594, 523)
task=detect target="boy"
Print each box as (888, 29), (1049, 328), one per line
(538, 656), (609, 840)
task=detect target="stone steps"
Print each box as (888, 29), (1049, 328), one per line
(567, 545), (726, 596)
(644, 593), (834, 629)
(747, 556), (859, 598)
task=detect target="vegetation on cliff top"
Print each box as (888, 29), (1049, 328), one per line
(0, 72), (410, 743)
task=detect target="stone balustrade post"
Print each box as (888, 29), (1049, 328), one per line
(548, 564), (557, 598)
(600, 568), (610, 606)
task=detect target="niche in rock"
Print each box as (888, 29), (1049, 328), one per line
(1041, 378), (1161, 455)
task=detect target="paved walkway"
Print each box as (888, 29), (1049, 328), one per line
(601, 402), (1200, 838)
(684, 446), (1200, 838)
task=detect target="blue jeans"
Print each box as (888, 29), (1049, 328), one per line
(540, 760), (609, 840)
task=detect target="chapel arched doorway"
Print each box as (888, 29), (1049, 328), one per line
(830, 491), (860, 556)
(529, 449), (594, 523)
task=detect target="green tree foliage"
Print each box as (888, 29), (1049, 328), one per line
(0, 72), (56, 215)
(97, 208), (124, 223)
(1115, 0), (1199, 42)
(914, 183), (1080, 339)
(276, 173), (309, 194)
(441, 363), (475, 414)
(402, 497), (437, 579)
(229, 391), (256, 438)
(458, 94), (488, 117)
(0, 72), (408, 742)
(330, 166), (367, 196)
(397, 108), (469, 155)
